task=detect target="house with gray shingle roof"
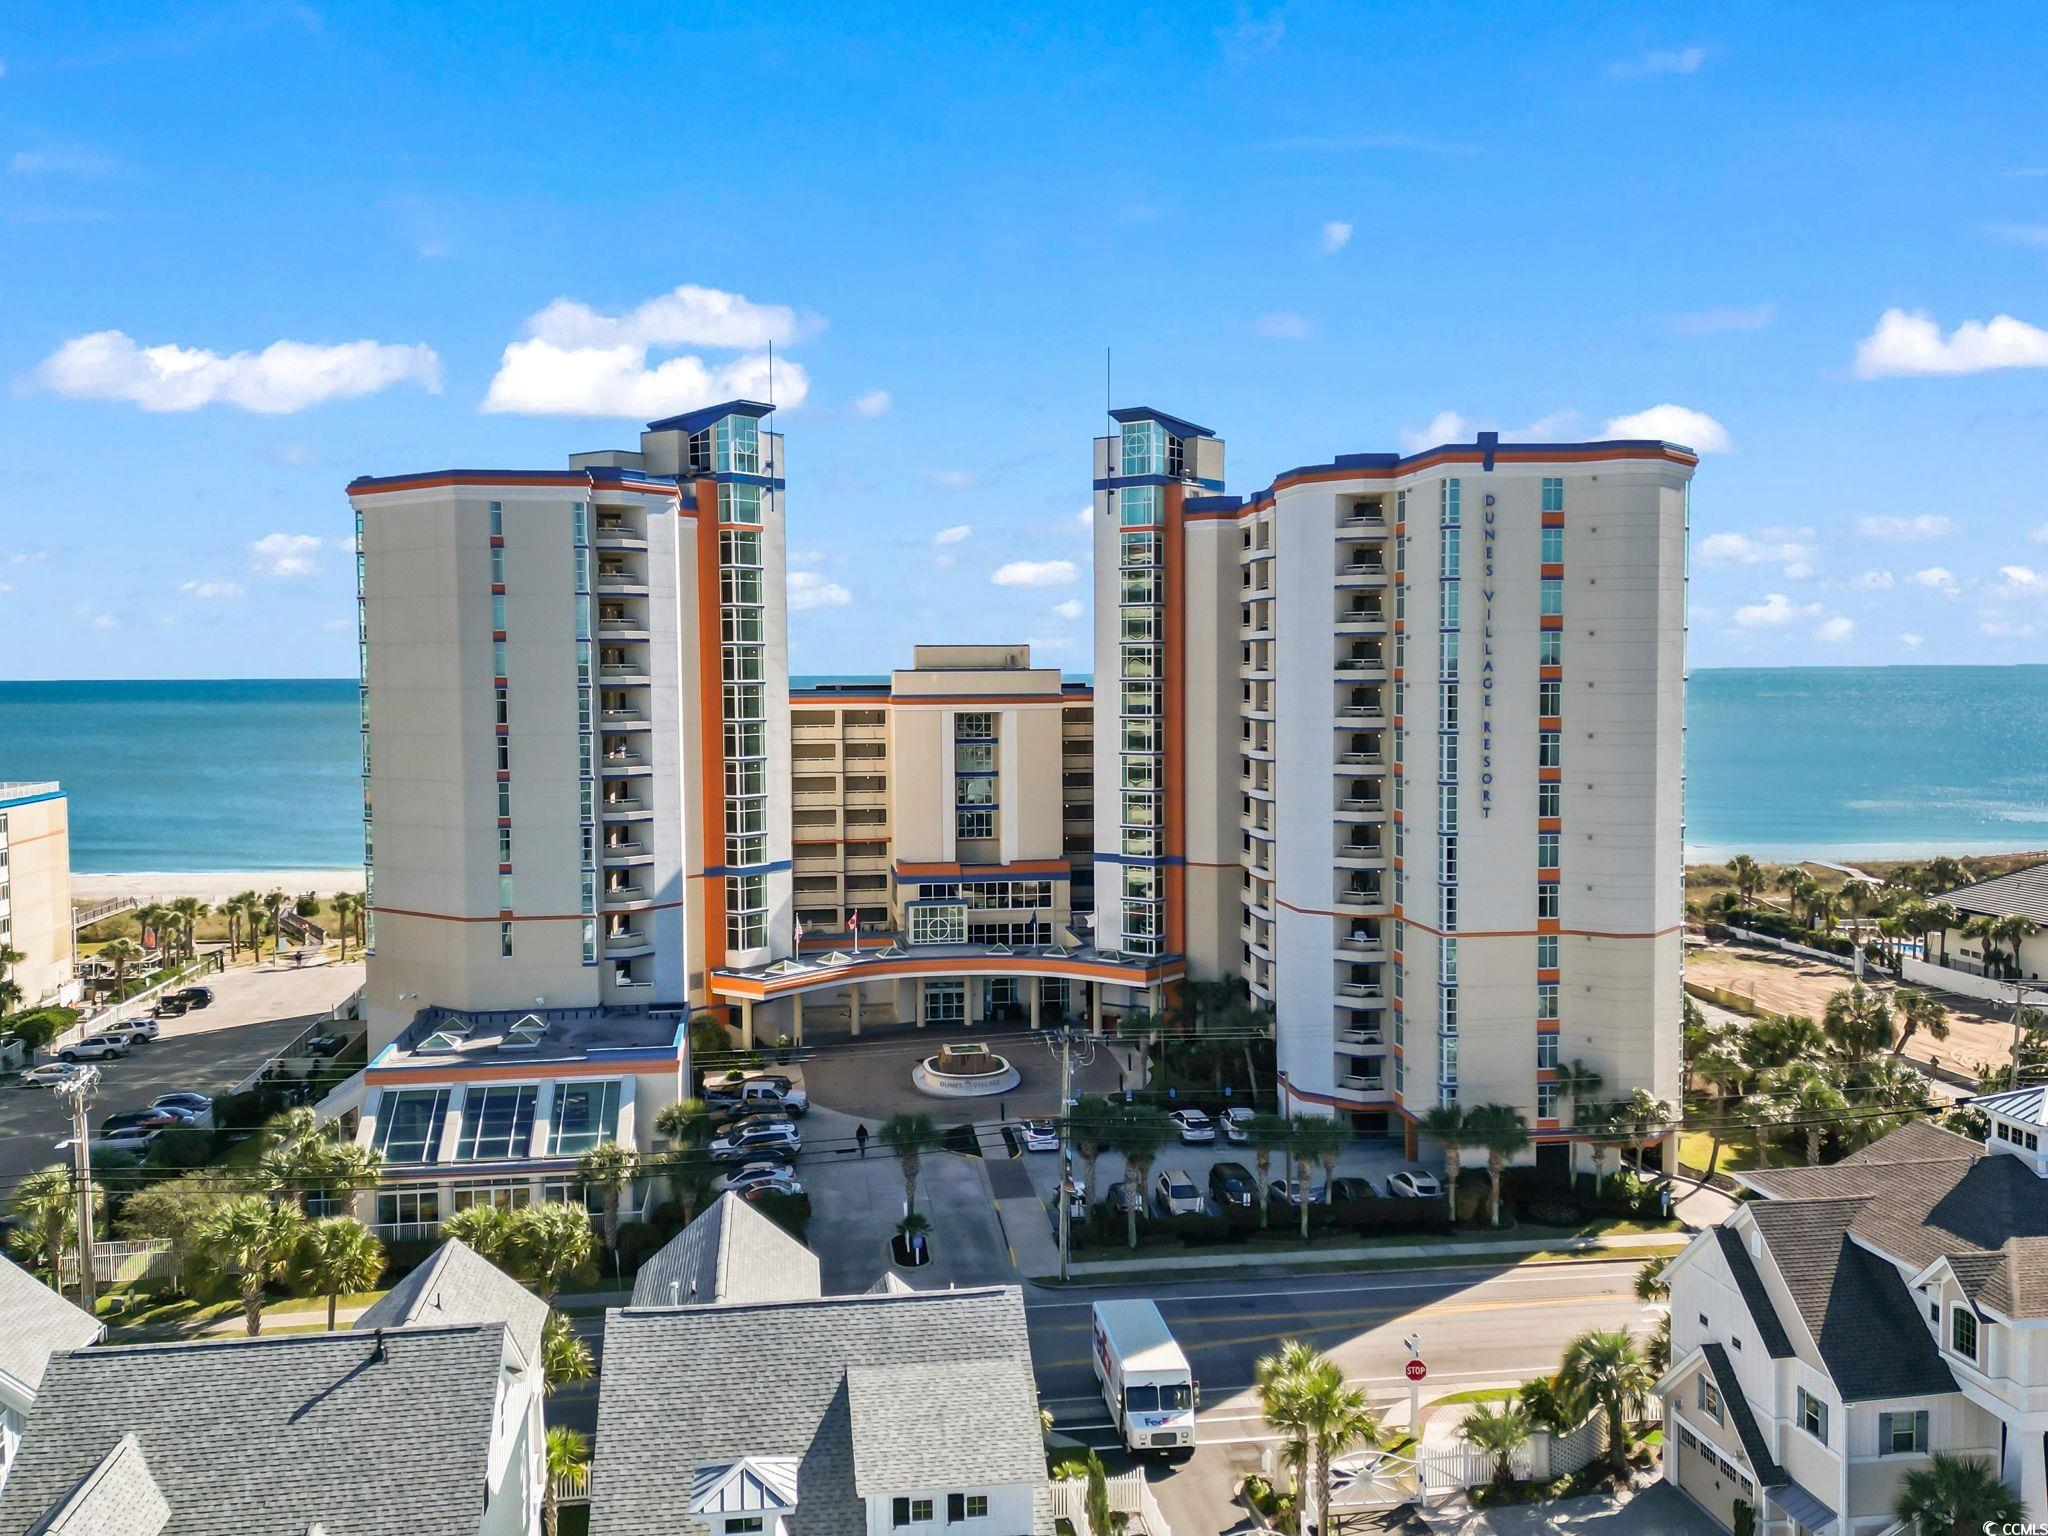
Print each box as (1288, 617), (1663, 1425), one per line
(628, 1191), (821, 1308)
(590, 1284), (1050, 1536)
(0, 1255), (103, 1496)
(354, 1235), (550, 1369)
(1654, 1111), (2048, 1536)
(0, 1320), (546, 1536)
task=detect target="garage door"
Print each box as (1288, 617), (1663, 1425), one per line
(1675, 1422), (1751, 1532)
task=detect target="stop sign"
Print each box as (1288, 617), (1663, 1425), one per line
(1405, 1359), (1427, 1382)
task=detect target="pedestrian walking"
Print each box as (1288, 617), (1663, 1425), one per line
(855, 1122), (869, 1158)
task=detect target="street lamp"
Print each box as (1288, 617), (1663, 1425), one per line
(54, 1065), (102, 1312)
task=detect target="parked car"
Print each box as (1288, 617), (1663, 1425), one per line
(704, 1073), (808, 1116)
(150, 998), (190, 1019)
(1168, 1108), (1215, 1144)
(1108, 1181), (1143, 1214)
(721, 1163), (802, 1197)
(1222, 1107), (1254, 1145)
(62, 1125), (161, 1156)
(1385, 1169), (1442, 1200)
(100, 1107), (199, 1136)
(1207, 1160), (1258, 1209)
(1018, 1119), (1059, 1153)
(100, 1018), (160, 1046)
(1328, 1176), (1377, 1201)
(58, 1033), (133, 1063)
(166, 987), (214, 1009)
(1266, 1178), (1325, 1208)
(151, 1091), (214, 1115)
(304, 1033), (352, 1058)
(1152, 1169), (1205, 1216)
(17, 1063), (79, 1089)
(711, 1109), (796, 1142)
(709, 1122), (800, 1163)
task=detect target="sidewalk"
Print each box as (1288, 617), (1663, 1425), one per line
(1040, 1226), (1687, 1282)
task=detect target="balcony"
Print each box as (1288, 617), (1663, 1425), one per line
(1337, 981), (1385, 1003)
(845, 723), (887, 742)
(603, 928), (653, 955)
(1337, 1023), (1385, 1046)
(1338, 931), (1384, 955)
(596, 572), (649, 595)
(600, 707), (651, 732)
(601, 882), (649, 906)
(1335, 655), (1388, 678)
(594, 521), (649, 550)
(601, 797), (652, 820)
(1336, 843), (1383, 867)
(1336, 884), (1386, 912)
(1335, 562), (1390, 587)
(1337, 1074), (1388, 1096)
(601, 836), (649, 858)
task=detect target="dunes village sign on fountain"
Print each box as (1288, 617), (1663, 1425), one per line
(911, 1041), (1020, 1098)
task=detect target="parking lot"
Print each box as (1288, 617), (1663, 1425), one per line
(0, 958), (363, 1182)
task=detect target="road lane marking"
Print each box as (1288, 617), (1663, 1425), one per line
(1024, 1265), (1643, 1310)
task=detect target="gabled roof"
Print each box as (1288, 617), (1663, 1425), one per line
(1976, 1083), (2048, 1131)
(864, 1272), (917, 1296)
(0, 1324), (511, 1536)
(1744, 1119), (2048, 1319)
(1712, 1227), (1795, 1358)
(630, 1191), (821, 1308)
(1744, 1199), (1956, 1400)
(354, 1236), (548, 1369)
(846, 1359), (1045, 1496)
(1940, 861), (2048, 923)
(591, 1286), (1049, 1536)
(692, 1456), (800, 1514)
(0, 1254), (103, 1395)
(1702, 1344), (1785, 1488)
(24, 1433), (169, 1536)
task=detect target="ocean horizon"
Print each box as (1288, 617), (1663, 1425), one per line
(4, 666), (2045, 874)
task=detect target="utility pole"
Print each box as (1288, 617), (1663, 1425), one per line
(1058, 1026), (1074, 1284)
(55, 1066), (101, 1313)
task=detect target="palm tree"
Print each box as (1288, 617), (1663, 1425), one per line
(262, 889), (290, 960)
(542, 1426), (591, 1536)
(541, 1309), (593, 1395)
(1069, 1097), (1122, 1208)
(1245, 1111), (1292, 1229)
(1767, 1063), (1848, 1165)
(442, 1203), (515, 1264)
(514, 1201), (596, 1302)
(1892, 990), (1951, 1057)
(1741, 1090), (1793, 1168)
(0, 942), (26, 1013)
(1460, 1401), (1531, 1494)
(134, 902), (172, 959)
(1255, 1339), (1380, 1536)
(1995, 915), (2039, 980)
(1419, 1103), (1469, 1216)
(879, 1111), (943, 1220)
(10, 1165), (83, 1288)
(1689, 1046), (1748, 1181)
(1283, 1117), (1350, 1238)
(1725, 853), (1762, 905)
(1822, 984), (1894, 1062)
(1466, 1104), (1531, 1227)
(1558, 1328), (1652, 1474)
(1615, 1089), (1670, 1176)
(1574, 1099), (1621, 1194)
(1552, 1060), (1605, 1168)
(169, 897), (208, 962)
(653, 1096), (714, 1222)
(1634, 1255), (1670, 1302)
(575, 1140), (637, 1259)
(1741, 1012), (1827, 1074)
(1894, 1452), (2024, 1536)
(198, 1194), (307, 1335)
(294, 1216), (385, 1329)
(1965, 914), (2005, 977)
(1108, 1105), (1173, 1249)
(96, 936), (142, 1002)
(1255, 1337), (1323, 1512)
(332, 891), (362, 961)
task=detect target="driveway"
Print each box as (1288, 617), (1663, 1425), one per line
(1423, 1481), (1719, 1536)
(799, 1020), (1134, 1124)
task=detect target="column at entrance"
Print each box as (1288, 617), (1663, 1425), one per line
(792, 992), (804, 1047)
(849, 983), (862, 1038)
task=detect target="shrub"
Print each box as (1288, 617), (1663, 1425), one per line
(1, 1006), (78, 1052)
(614, 1220), (668, 1276)
(211, 1087), (289, 1138)
(1454, 1168), (1494, 1225)
(1169, 1214), (1235, 1246)
(144, 1126), (218, 1170)
(748, 1190), (810, 1241)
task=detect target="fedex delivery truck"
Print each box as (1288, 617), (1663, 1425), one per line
(1091, 1299), (1196, 1453)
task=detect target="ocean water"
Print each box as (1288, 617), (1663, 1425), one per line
(3, 669), (2045, 873)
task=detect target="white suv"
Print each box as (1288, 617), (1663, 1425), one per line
(1152, 1168), (1205, 1216)
(58, 1033), (133, 1063)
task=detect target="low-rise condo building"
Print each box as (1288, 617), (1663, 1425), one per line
(0, 782), (76, 1010)
(1091, 409), (1695, 1172)
(1906, 862), (2048, 1009)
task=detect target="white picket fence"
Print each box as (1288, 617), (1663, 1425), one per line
(1052, 1468), (1172, 1536)
(58, 1238), (171, 1289)
(1319, 1414), (1612, 1513)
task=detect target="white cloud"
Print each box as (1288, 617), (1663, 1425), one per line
(787, 571), (851, 610)
(1320, 220), (1353, 254)
(73, 604), (117, 630)
(2031, 523), (2048, 544)
(482, 284), (811, 417)
(1898, 632), (1924, 649)
(1814, 615), (1854, 643)
(9, 143), (115, 177)
(1910, 566), (1961, 595)
(1397, 408), (1585, 453)
(1980, 618), (2038, 639)
(1398, 410), (1474, 452)
(1734, 593), (1822, 629)
(1253, 311), (1311, 340)
(1696, 528), (1816, 578)
(1076, 505), (1094, 529)
(789, 548), (825, 567)
(1849, 570), (1895, 590)
(992, 559), (1077, 588)
(29, 331), (441, 414)
(1053, 598), (1084, 620)
(1997, 564), (2048, 598)
(179, 578), (243, 599)
(1669, 302), (1776, 335)
(933, 524), (971, 546)
(853, 388), (891, 418)
(250, 532), (323, 577)
(1608, 46), (1706, 79)
(1600, 403), (1733, 453)
(0, 580), (11, 593)
(1853, 308), (2048, 378)
(1858, 514), (1952, 540)
(922, 469), (977, 491)
(1984, 223), (2048, 249)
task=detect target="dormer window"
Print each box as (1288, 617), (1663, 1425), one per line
(1951, 1307), (1978, 1361)
(727, 1520), (764, 1535)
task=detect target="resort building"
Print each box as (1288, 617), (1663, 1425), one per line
(1907, 863), (2048, 1007)
(1091, 410), (1695, 1167)
(0, 781), (76, 1011)
(1654, 1107), (2048, 1534)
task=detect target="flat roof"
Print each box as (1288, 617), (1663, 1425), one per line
(0, 780), (62, 807)
(373, 1004), (685, 1070)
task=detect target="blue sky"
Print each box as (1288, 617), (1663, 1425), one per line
(3, 0), (2047, 678)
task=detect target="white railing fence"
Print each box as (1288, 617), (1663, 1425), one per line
(1051, 1469), (1172, 1536)
(58, 1238), (171, 1289)
(550, 1469), (590, 1507)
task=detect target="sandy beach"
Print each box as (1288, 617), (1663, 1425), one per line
(72, 869), (365, 905)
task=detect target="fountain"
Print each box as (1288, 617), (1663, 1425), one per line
(911, 1040), (1020, 1098)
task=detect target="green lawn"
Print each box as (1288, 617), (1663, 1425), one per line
(1678, 1130), (1758, 1176)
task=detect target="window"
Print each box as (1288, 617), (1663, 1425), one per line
(894, 1498), (935, 1528)
(956, 741), (996, 773)
(1119, 484), (1162, 526)
(374, 1089), (451, 1163)
(1537, 882), (1560, 920)
(491, 593), (507, 631)
(1537, 934), (1558, 969)
(1538, 1081), (1561, 1119)
(1537, 832), (1560, 869)
(1120, 418), (1166, 476)
(1538, 781), (1561, 818)
(1541, 477), (1564, 512)
(493, 640), (508, 677)
(1537, 1032), (1559, 1069)
(490, 546), (505, 583)
(1538, 731), (1561, 768)
(499, 873), (514, 910)
(1797, 1388), (1829, 1444)
(1538, 678), (1562, 715)
(957, 808), (995, 839)
(374, 1187), (440, 1234)
(1952, 1306), (1978, 1360)
(948, 1494), (989, 1522)
(499, 921), (514, 958)
(1539, 630), (1562, 666)
(1541, 524), (1564, 562)
(454, 1085), (538, 1161)
(727, 874), (767, 950)
(1696, 1374), (1722, 1423)
(488, 501), (503, 535)
(908, 903), (968, 946)
(1880, 1411), (1929, 1456)
(548, 1080), (622, 1155)
(1540, 577), (1563, 617)
(718, 482), (763, 523)
(498, 780), (512, 818)
(726, 1520), (763, 1535)
(1537, 982), (1559, 1020)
